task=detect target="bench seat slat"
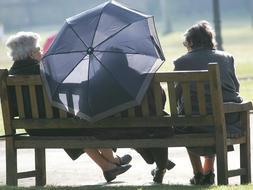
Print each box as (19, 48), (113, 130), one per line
(14, 134), (215, 148)
(11, 116), (214, 129)
(14, 135), (245, 149)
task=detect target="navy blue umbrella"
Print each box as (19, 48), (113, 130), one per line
(41, 0), (165, 122)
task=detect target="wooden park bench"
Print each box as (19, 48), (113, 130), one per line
(0, 63), (252, 186)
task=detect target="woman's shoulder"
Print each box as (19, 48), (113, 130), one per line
(173, 53), (190, 65)
(212, 49), (233, 59)
(9, 59), (40, 75)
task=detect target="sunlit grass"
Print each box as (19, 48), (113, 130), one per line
(240, 80), (253, 102)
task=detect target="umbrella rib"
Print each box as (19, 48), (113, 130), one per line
(92, 54), (135, 99)
(86, 56), (93, 116)
(94, 49), (160, 60)
(90, 4), (106, 48)
(43, 51), (87, 59)
(51, 54), (88, 97)
(68, 23), (89, 48)
(95, 50), (142, 55)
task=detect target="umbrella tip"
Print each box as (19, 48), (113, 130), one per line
(87, 47), (94, 55)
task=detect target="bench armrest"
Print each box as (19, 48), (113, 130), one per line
(223, 101), (253, 113)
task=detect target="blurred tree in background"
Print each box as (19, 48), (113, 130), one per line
(0, 0), (251, 32)
(213, 0), (223, 50)
(160, 0), (172, 34)
(251, 0), (253, 27)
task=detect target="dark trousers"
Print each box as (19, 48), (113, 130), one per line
(135, 148), (168, 170)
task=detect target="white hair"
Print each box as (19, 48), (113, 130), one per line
(5, 31), (40, 61)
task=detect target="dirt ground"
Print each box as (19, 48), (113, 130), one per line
(0, 115), (252, 187)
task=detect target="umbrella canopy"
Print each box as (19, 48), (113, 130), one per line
(41, 0), (165, 122)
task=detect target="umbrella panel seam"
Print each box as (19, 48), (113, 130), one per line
(87, 55), (93, 116)
(51, 54), (88, 98)
(93, 17), (151, 50)
(68, 23), (89, 49)
(43, 51), (88, 59)
(90, 3), (106, 49)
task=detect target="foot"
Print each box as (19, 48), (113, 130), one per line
(166, 159), (176, 170)
(117, 154), (132, 165)
(190, 172), (204, 185)
(202, 171), (215, 185)
(103, 164), (131, 182)
(151, 159), (175, 176)
(152, 168), (166, 183)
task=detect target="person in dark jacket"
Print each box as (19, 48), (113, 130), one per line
(5, 31), (132, 182)
(173, 20), (243, 185)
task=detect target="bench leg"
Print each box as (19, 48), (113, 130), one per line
(216, 153), (228, 184)
(216, 136), (228, 185)
(35, 148), (46, 186)
(240, 111), (251, 184)
(6, 138), (18, 185)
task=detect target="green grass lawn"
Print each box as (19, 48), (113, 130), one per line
(0, 184), (253, 190)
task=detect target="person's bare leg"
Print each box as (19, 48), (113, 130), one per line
(203, 155), (215, 174)
(85, 149), (115, 171)
(187, 149), (203, 174)
(98, 148), (120, 165)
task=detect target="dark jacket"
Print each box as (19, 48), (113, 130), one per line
(9, 58), (40, 75)
(174, 48), (243, 135)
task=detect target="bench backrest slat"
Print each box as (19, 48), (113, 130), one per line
(59, 109), (68, 118)
(196, 82), (207, 115)
(141, 95), (149, 116)
(15, 86), (25, 118)
(167, 82), (177, 115)
(153, 82), (163, 116)
(42, 87), (53, 118)
(127, 107), (135, 117)
(29, 85), (39, 118)
(181, 82), (192, 115)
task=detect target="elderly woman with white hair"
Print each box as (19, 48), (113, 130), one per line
(6, 31), (42, 74)
(5, 31), (132, 183)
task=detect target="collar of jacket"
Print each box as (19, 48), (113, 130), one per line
(189, 47), (215, 53)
